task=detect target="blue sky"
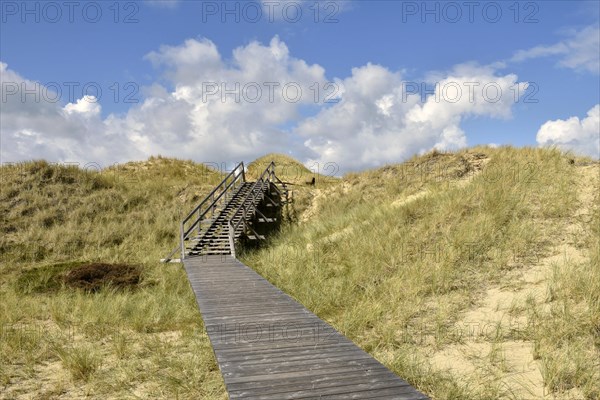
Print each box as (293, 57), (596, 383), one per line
(1, 0), (599, 171)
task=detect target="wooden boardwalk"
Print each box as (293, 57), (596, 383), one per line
(184, 255), (429, 399)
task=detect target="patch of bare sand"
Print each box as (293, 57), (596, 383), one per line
(1, 361), (71, 400)
(300, 189), (323, 223)
(301, 181), (353, 223)
(428, 164), (598, 399)
(391, 152), (490, 208)
(0, 327), (188, 400)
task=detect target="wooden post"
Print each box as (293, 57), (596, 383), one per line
(211, 192), (215, 218)
(198, 207), (202, 235)
(228, 221), (236, 258)
(180, 222), (185, 261)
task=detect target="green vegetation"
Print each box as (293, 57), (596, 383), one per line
(1, 148), (598, 399)
(1, 157), (226, 398)
(246, 153), (340, 222)
(242, 147), (599, 399)
(527, 172), (600, 399)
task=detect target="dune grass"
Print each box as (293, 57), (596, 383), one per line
(246, 153), (340, 223)
(526, 165), (600, 399)
(242, 147), (599, 399)
(0, 157), (227, 398)
(1, 148), (598, 399)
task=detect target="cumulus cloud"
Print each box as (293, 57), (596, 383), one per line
(2, 37), (527, 171)
(297, 62), (527, 170)
(1, 51), (156, 163)
(1, 62), (138, 164)
(136, 36), (329, 161)
(511, 25), (600, 74)
(536, 105), (600, 159)
(1, 38), (328, 165)
(64, 96), (101, 117)
(145, 38), (223, 84)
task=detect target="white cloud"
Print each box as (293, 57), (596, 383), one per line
(145, 38), (223, 84)
(0, 62), (141, 164)
(135, 36), (329, 161)
(1, 37), (527, 171)
(511, 25), (600, 74)
(1, 38), (328, 165)
(297, 63), (527, 171)
(64, 96), (101, 117)
(536, 105), (600, 159)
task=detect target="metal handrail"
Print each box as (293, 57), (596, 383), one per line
(163, 162), (245, 261)
(231, 182), (264, 234)
(230, 162), (274, 231)
(182, 171), (242, 239)
(163, 160), (286, 262)
(227, 162), (275, 257)
(182, 162), (244, 226)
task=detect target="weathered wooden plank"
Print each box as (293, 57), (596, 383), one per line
(220, 353), (379, 374)
(201, 311), (315, 323)
(211, 338), (350, 354)
(222, 363), (390, 385)
(220, 348), (379, 367)
(230, 379), (411, 399)
(182, 255), (428, 399)
(205, 304), (309, 320)
(226, 368), (399, 393)
(217, 345), (361, 363)
(221, 356), (384, 378)
(198, 297), (296, 305)
(317, 386), (429, 400)
(207, 326), (343, 346)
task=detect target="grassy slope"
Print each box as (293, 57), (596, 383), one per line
(1, 157), (227, 399)
(242, 147), (600, 399)
(246, 153), (340, 225)
(1, 148), (598, 399)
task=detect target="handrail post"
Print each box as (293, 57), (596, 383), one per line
(180, 222), (185, 261)
(198, 208), (202, 235)
(211, 192), (215, 218)
(228, 221), (236, 259)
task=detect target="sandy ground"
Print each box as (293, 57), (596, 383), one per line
(428, 164), (598, 399)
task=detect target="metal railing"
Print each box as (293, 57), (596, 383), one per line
(162, 162), (245, 262)
(162, 161), (288, 262)
(228, 162), (276, 258)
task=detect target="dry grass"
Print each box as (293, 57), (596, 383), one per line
(1, 148), (598, 399)
(246, 153), (340, 223)
(242, 146), (599, 399)
(0, 157), (227, 399)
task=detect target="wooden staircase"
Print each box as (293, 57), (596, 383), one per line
(162, 161), (288, 261)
